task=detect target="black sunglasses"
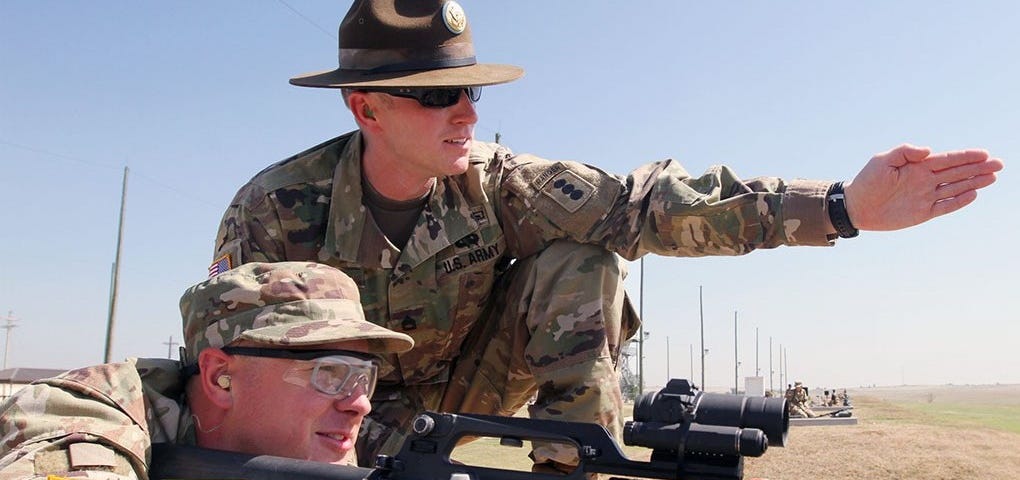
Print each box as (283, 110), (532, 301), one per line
(360, 87), (481, 108)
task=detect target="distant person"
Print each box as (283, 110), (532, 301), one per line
(211, 0), (1003, 471)
(0, 262), (413, 479)
(788, 382), (817, 418)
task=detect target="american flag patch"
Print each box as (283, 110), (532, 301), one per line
(208, 254), (232, 278)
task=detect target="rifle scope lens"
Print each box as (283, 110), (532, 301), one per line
(692, 393), (788, 447)
(630, 379), (789, 448)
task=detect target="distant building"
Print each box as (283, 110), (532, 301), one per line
(0, 367), (68, 402)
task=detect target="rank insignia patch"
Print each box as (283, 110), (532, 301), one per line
(540, 170), (595, 213)
(469, 206), (488, 225)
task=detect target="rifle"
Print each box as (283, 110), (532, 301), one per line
(814, 407), (853, 418)
(150, 378), (788, 480)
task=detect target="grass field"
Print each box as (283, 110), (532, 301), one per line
(850, 384), (1020, 434)
(449, 384), (1020, 479)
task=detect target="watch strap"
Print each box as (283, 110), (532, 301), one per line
(826, 181), (859, 239)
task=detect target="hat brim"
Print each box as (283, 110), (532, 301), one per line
(238, 316), (414, 354)
(289, 63), (524, 88)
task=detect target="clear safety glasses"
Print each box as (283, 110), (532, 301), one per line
(220, 347), (378, 400)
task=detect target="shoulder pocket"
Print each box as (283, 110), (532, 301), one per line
(505, 157), (621, 236)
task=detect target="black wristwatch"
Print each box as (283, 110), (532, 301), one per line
(826, 181), (859, 239)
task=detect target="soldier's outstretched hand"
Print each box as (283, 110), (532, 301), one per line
(843, 144), (1003, 231)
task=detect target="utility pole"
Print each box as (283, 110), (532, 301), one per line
(699, 285), (705, 390)
(2, 310), (17, 370)
(778, 343), (784, 390)
(162, 336), (179, 359)
(769, 336), (774, 392)
(638, 257), (644, 394)
(733, 311), (738, 395)
(666, 336), (670, 381)
(689, 343), (694, 383)
(104, 166), (129, 363)
(755, 327), (760, 377)
(784, 347), (790, 386)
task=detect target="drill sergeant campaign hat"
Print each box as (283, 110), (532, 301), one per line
(179, 262), (413, 367)
(290, 0), (523, 88)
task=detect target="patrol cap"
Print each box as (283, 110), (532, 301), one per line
(290, 0), (523, 88)
(180, 262), (413, 366)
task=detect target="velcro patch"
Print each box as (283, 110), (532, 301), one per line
(34, 450), (72, 476)
(35, 445), (135, 477)
(69, 442), (116, 468)
(539, 170), (595, 213)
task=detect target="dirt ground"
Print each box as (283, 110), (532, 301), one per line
(451, 384), (1020, 479)
(743, 389), (1020, 480)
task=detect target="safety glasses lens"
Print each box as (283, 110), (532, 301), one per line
(309, 357), (377, 399)
(282, 355), (377, 400)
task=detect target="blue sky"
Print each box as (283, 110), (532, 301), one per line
(1, 1), (1016, 391)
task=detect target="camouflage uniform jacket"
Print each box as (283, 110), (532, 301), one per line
(0, 358), (192, 480)
(214, 131), (835, 386)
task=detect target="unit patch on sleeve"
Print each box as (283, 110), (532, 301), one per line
(540, 169), (596, 213)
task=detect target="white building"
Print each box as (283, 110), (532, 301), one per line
(0, 368), (68, 402)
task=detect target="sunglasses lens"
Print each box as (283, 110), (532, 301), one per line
(366, 87), (481, 108)
(420, 89), (463, 108)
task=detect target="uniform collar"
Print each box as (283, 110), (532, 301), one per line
(325, 131), (481, 278)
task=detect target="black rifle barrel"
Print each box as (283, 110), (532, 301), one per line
(149, 443), (372, 480)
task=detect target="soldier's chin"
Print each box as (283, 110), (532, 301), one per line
(442, 156), (471, 177)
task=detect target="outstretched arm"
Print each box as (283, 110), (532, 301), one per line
(844, 144), (1003, 231)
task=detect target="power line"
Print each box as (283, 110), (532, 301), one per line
(0, 140), (120, 171)
(277, 0), (336, 40)
(1, 139), (219, 208)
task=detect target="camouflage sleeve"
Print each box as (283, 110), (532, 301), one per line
(0, 364), (151, 479)
(213, 174), (336, 267)
(213, 181), (290, 265)
(497, 153), (835, 260)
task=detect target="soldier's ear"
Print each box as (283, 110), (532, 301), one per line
(197, 348), (234, 409)
(348, 92), (380, 127)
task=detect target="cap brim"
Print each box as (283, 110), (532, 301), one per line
(239, 316), (414, 354)
(289, 63), (524, 88)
